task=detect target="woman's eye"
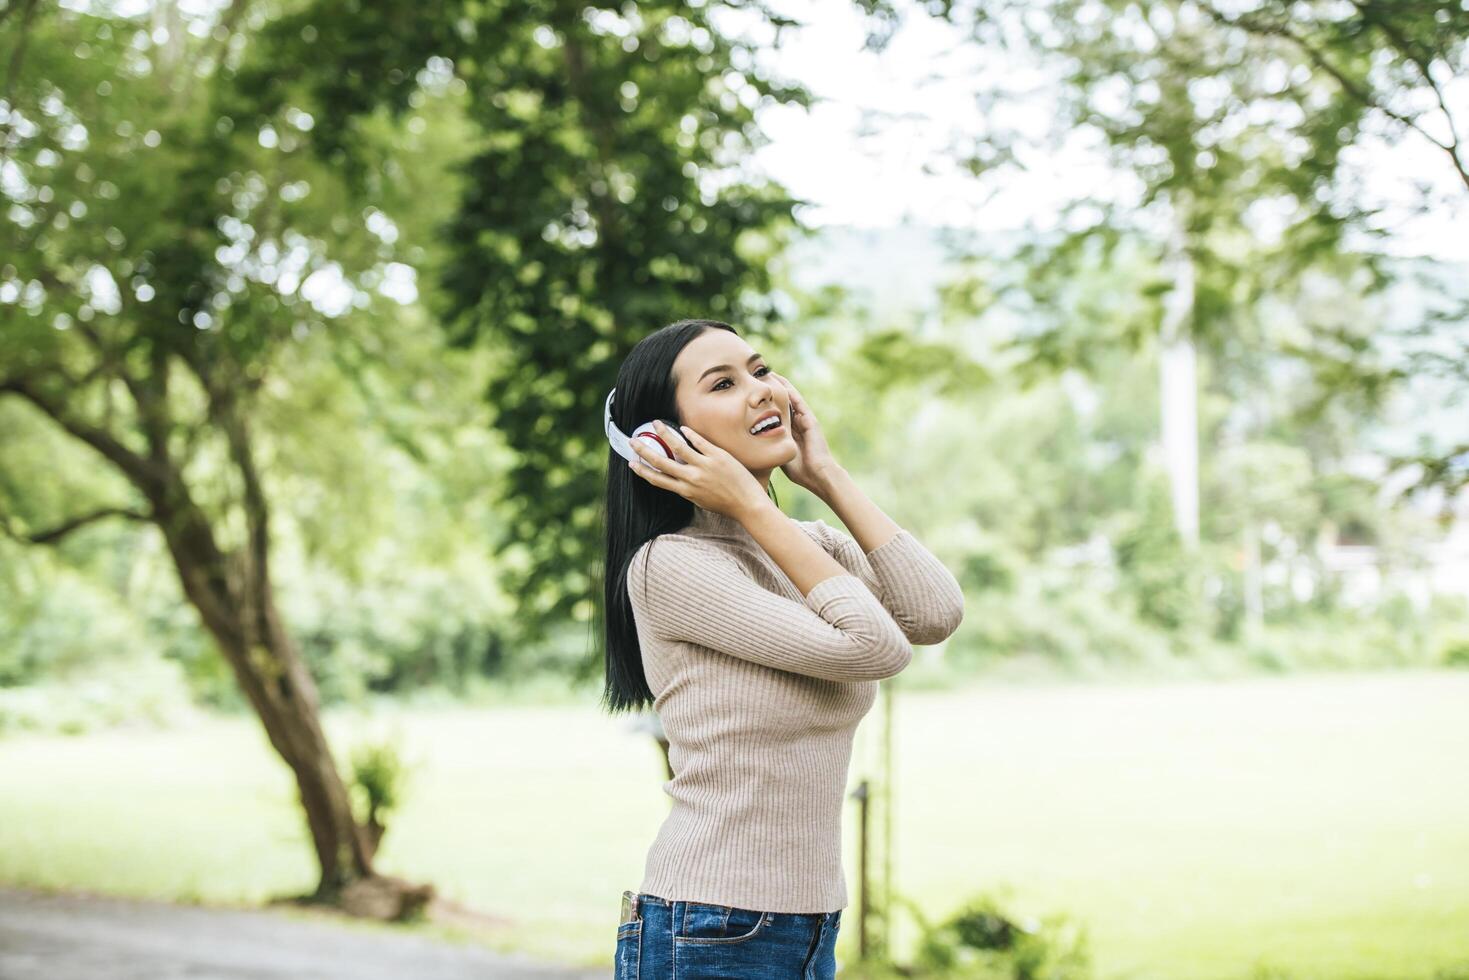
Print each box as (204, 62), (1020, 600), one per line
(712, 366), (771, 391)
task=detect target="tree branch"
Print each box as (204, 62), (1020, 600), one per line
(70, 319), (146, 427)
(1197, 0), (1467, 191)
(1346, 0), (1469, 193)
(1, 505), (152, 545)
(0, 374), (167, 492)
(173, 346), (271, 599)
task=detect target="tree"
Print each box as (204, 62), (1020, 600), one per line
(226, 0), (820, 649)
(937, 0), (1467, 519)
(1185, 0), (1469, 506)
(0, 1), (434, 916)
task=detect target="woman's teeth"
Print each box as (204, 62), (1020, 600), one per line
(750, 417), (782, 435)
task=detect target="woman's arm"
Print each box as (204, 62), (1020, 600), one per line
(627, 528), (912, 682)
(811, 465), (901, 555)
(738, 496), (853, 597)
(764, 371), (964, 645)
(806, 466), (966, 645)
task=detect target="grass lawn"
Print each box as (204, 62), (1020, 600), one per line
(1, 667), (1466, 979)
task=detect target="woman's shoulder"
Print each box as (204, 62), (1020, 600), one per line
(628, 532), (739, 580)
(629, 518), (837, 582)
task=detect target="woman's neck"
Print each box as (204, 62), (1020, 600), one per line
(687, 503), (758, 541)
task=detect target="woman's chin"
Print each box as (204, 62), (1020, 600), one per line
(735, 437), (797, 469)
(771, 441), (799, 466)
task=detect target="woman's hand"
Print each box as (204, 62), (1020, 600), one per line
(628, 422), (770, 520)
(769, 372), (840, 493)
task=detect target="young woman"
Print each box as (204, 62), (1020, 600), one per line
(599, 318), (965, 979)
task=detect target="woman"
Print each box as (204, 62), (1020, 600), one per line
(599, 318), (965, 979)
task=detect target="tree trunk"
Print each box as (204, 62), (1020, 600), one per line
(1, 333), (434, 921)
(142, 400), (433, 919)
(1159, 192), (1200, 549)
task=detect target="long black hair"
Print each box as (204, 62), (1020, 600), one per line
(595, 318), (778, 714)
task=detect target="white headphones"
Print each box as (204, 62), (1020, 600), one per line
(604, 388), (693, 464)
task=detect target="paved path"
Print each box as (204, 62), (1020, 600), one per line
(0, 885), (605, 980)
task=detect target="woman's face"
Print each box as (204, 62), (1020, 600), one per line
(672, 330), (797, 476)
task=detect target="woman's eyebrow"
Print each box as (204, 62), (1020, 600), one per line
(697, 353), (763, 383)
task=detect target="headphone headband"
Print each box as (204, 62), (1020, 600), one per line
(605, 386), (687, 465)
(604, 389), (636, 463)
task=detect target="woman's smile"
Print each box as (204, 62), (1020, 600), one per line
(748, 411), (785, 437)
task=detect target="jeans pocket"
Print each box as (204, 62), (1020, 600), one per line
(675, 902), (770, 945)
(615, 920), (642, 979)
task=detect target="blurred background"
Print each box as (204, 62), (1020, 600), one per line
(1, 0), (1466, 977)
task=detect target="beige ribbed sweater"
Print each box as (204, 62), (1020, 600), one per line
(625, 503), (965, 913)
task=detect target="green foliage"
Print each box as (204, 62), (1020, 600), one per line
(1441, 632), (1469, 669)
(347, 735), (410, 830)
(284, 572), (512, 703)
(954, 575), (1176, 675)
(1233, 594), (1469, 673)
(0, 653), (198, 736)
(892, 888), (1093, 980)
(0, 567), (133, 686)
(220, 0), (818, 646)
(1, 0), (1464, 719)
(1111, 465), (1210, 633)
(948, 0), (1469, 502)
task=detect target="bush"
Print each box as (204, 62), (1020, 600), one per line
(0, 576), (144, 686)
(950, 571), (1176, 675)
(1240, 597), (1469, 673)
(1438, 631), (1469, 669)
(1111, 469), (1210, 633)
(343, 731), (415, 857)
(892, 888), (1093, 980)
(0, 655), (200, 735)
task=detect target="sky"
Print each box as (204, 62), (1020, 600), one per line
(725, 0), (1469, 264)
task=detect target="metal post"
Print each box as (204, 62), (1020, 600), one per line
(852, 778), (870, 960)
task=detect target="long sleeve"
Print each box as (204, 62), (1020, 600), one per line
(626, 533), (912, 682)
(801, 519), (965, 646)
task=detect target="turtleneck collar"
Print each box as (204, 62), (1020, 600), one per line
(686, 503), (757, 542)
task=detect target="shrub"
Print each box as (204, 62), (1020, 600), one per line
(892, 888), (1093, 980)
(0, 656), (200, 735)
(346, 734), (412, 858)
(1438, 631), (1469, 669)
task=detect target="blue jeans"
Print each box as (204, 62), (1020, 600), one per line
(615, 891), (843, 979)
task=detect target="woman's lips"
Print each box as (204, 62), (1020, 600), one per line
(750, 418), (784, 436)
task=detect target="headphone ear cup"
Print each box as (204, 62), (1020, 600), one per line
(629, 422), (678, 460)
